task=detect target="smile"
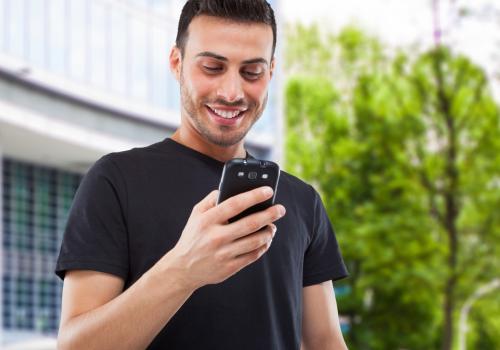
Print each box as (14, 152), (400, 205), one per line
(206, 105), (247, 119)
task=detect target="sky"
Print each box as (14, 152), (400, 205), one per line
(281, 0), (499, 98)
(282, 0), (434, 46)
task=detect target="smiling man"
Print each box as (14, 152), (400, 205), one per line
(55, 1), (348, 349)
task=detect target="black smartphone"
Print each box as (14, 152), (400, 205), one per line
(216, 158), (280, 223)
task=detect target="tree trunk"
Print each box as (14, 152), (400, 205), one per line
(434, 48), (460, 350)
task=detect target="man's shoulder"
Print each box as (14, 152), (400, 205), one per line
(278, 169), (317, 200)
(93, 139), (170, 168)
(78, 140), (170, 182)
(106, 139), (166, 161)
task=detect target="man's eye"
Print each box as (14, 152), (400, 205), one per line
(243, 71), (262, 80)
(203, 66), (222, 73)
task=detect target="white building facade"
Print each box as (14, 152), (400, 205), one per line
(0, 0), (282, 346)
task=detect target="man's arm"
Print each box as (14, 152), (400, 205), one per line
(301, 281), (348, 350)
(57, 260), (194, 350)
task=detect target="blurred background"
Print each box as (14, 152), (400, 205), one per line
(0, 0), (498, 349)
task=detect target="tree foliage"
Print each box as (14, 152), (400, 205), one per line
(284, 23), (500, 350)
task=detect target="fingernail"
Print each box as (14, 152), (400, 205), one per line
(278, 205), (286, 216)
(272, 225), (277, 237)
(263, 187), (273, 196)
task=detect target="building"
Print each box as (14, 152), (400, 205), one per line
(0, 0), (282, 347)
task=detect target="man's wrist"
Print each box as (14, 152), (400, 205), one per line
(146, 250), (199, 295)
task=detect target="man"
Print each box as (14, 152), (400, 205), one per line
(55, 1), (348, 349)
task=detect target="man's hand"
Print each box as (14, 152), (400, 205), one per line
(156, 186), (286, 290)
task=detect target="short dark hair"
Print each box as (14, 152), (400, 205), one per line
(176, 0), (277, 58)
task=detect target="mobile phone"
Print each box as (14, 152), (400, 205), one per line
(216, 158), (280, 223)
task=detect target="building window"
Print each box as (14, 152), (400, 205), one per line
(68, 0), (88, 82)
(6, 0), (26, 59)
(26, 0), (47, 68)
(2, 158), (82, 334)
(47, 0), (66, 74)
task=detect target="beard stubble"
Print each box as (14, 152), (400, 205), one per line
(179, 72), (268, 147)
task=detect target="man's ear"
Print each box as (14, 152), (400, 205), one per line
(269, 57), (276, 80)
(170, 46), (182, 81)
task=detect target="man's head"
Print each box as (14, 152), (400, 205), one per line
(176, 0), (277, 60)
(170, 0), (277, 148)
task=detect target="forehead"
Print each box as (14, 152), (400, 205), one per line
(184, 15), (274, 61)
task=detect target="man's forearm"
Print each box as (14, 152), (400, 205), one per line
(301, 335), (348, 350)
(57, 254), (194, 350)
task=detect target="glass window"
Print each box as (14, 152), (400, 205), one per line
(130, 17), (149, 101)
(0, 0), (5, 52)
(166, 68), (180, 110)
(151, 27), (169, 108)
(47, 0), (66, 74)
(149, 0), (169, 16)
(168, 0), (184, 21)
(89, 1), (108, 88)
(6, 0), (25, 59)
(161, 28), (179, 110)
(68, 0), (87, 82)
(26, 0), (46, 68)
(110, 8), (129, 95)
(167, 76), (181, 111)
(128, 0), (149, 7)
(2, 158), (82, 335)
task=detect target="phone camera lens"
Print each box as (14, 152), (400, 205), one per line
(248, 171), (257, 180)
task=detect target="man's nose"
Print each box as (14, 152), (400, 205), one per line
(216, 72), (244, 103)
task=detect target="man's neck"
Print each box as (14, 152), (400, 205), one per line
(171, 129), (247, 163)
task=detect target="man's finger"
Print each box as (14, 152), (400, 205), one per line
(222, 224), (275, 257)
(224, 204), (284, 241)
(193, 190), (219, 213)
(208, 186), (274, 223)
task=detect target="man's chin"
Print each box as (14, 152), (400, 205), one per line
(204, 130), (247, 148)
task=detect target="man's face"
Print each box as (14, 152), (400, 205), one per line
(172, 15), (275, 147)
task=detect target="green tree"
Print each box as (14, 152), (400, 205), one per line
(467, 292), (500, 349)
(284, 24), (500, 350)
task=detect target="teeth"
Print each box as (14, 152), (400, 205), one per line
(211, 107), (244, 119)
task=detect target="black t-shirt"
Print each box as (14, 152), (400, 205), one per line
(55, 138), (348, 350)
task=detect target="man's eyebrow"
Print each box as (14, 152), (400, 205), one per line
(242, 58), (268, 66)
(196, 51), (228, 61)
(196, 51), (268, 66)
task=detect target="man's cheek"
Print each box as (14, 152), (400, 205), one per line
(248, 82), (268, 101)
(192, 81), (217, 99)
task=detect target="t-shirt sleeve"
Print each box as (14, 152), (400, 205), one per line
(303, 186), (348, 286)
(55, 155), (129, 281)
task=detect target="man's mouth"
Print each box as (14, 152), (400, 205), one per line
(206, 105), (247, 119)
